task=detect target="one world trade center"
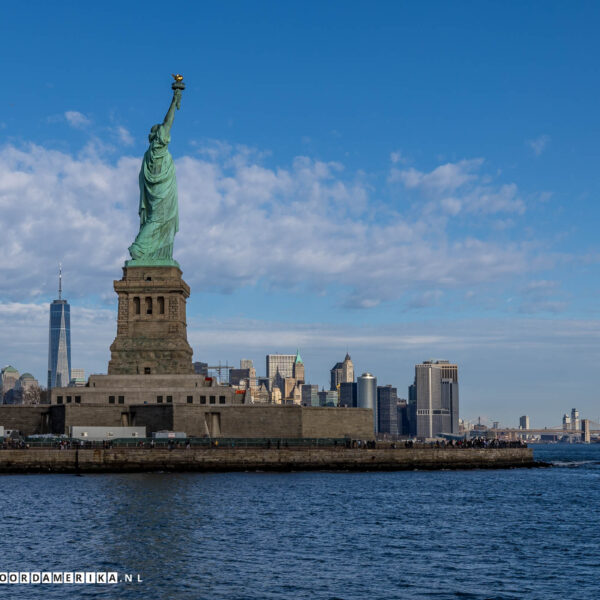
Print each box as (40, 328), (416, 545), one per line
(47, 266), (71, 390)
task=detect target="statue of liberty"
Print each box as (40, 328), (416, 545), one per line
(127, 75), (185, 266)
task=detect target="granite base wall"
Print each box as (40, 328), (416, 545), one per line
(0, 447), (538, 473)
(0, 404), (373, 439)
(0, 406), (58, 435)
(301, 406), (372, 438)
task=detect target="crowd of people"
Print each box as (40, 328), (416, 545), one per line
(1, 435), (527, 450)
(346, 439), (378, 449)
(402, 438), (527, 449)
(1, 439), (29, 449)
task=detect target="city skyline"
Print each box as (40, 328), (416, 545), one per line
(2, 2), (600, 426)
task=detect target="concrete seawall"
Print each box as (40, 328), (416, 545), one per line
(0, 447), (539, 473)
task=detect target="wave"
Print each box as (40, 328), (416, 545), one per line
(550, 460), (600, 468)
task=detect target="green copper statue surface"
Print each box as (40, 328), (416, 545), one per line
(127, 76), (185, 267)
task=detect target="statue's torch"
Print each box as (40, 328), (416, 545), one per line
(171, 74), (185, 109)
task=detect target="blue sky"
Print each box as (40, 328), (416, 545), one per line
(1, 1), (600, 426)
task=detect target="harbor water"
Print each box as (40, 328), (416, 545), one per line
(0, 444), (598, 599)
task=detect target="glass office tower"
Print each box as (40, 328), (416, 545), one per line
(47, 267), (71, 390)
(357, 372), (378, 433)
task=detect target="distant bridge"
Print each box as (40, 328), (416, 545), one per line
(489, 426), (600, 438)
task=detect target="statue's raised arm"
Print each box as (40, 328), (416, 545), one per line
(163, 76), (183, 134)
(126, 75), (185, 267)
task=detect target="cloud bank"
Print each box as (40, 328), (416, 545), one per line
(0, 142), (543, 309)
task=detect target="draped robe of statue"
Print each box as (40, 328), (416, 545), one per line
(128, 123), (179, 264)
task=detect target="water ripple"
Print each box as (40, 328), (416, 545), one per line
(0, 445), (598, 598)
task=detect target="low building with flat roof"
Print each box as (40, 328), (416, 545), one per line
(70, 426), (146, 440)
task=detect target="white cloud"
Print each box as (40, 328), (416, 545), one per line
(64, 111), (91, 129)
(116, 126), (134, 146)
(462, 183), (525, 215)
(440, 197), (462, 215)
(390, 158), (525, 215)
(527, 134), (550, 156)
(0, 142), (547, 311)
(0, 144), (138, 299)
(389, 158), (483, 192)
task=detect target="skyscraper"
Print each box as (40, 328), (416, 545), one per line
(397, 399), (409, 436)
(230, 359), (257, 388)
(441, 379), (459, 435)
(293, 351), (305, 383)
(407, 381), (417, 435)
(47, 266), (71, 390)
(193, 361), (209, 376)
(357, 372), (377, 433)
(318, 389), (338, 407)
(1, 365), (20, 403)
(301, 384), (319, 407)
(570, 408), (580, 431)
(582, 419), (591, 443)
(377, 385), (398, 434)
(413, 360), (459, 439)
(69, 368), (86, 387)
(266, 353), (295, 391)
(266, 350), (304, 396)
(11, 372), (40, 405)
(330, 353), (354, 390)
(339, 381), (357, 408)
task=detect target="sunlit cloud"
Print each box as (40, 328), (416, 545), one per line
(0, 143), (541, 309)
(64, 111), (91, 129)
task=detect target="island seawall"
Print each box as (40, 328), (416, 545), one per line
(0, 447), (539, 474)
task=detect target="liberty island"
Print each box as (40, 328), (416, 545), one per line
(0, 77), (537, 471)
(0, 76), (375, 444)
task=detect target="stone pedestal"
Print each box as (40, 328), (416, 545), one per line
(108, 266), (194, 375)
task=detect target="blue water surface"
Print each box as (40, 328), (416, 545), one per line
(0, 444), (598, 599)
